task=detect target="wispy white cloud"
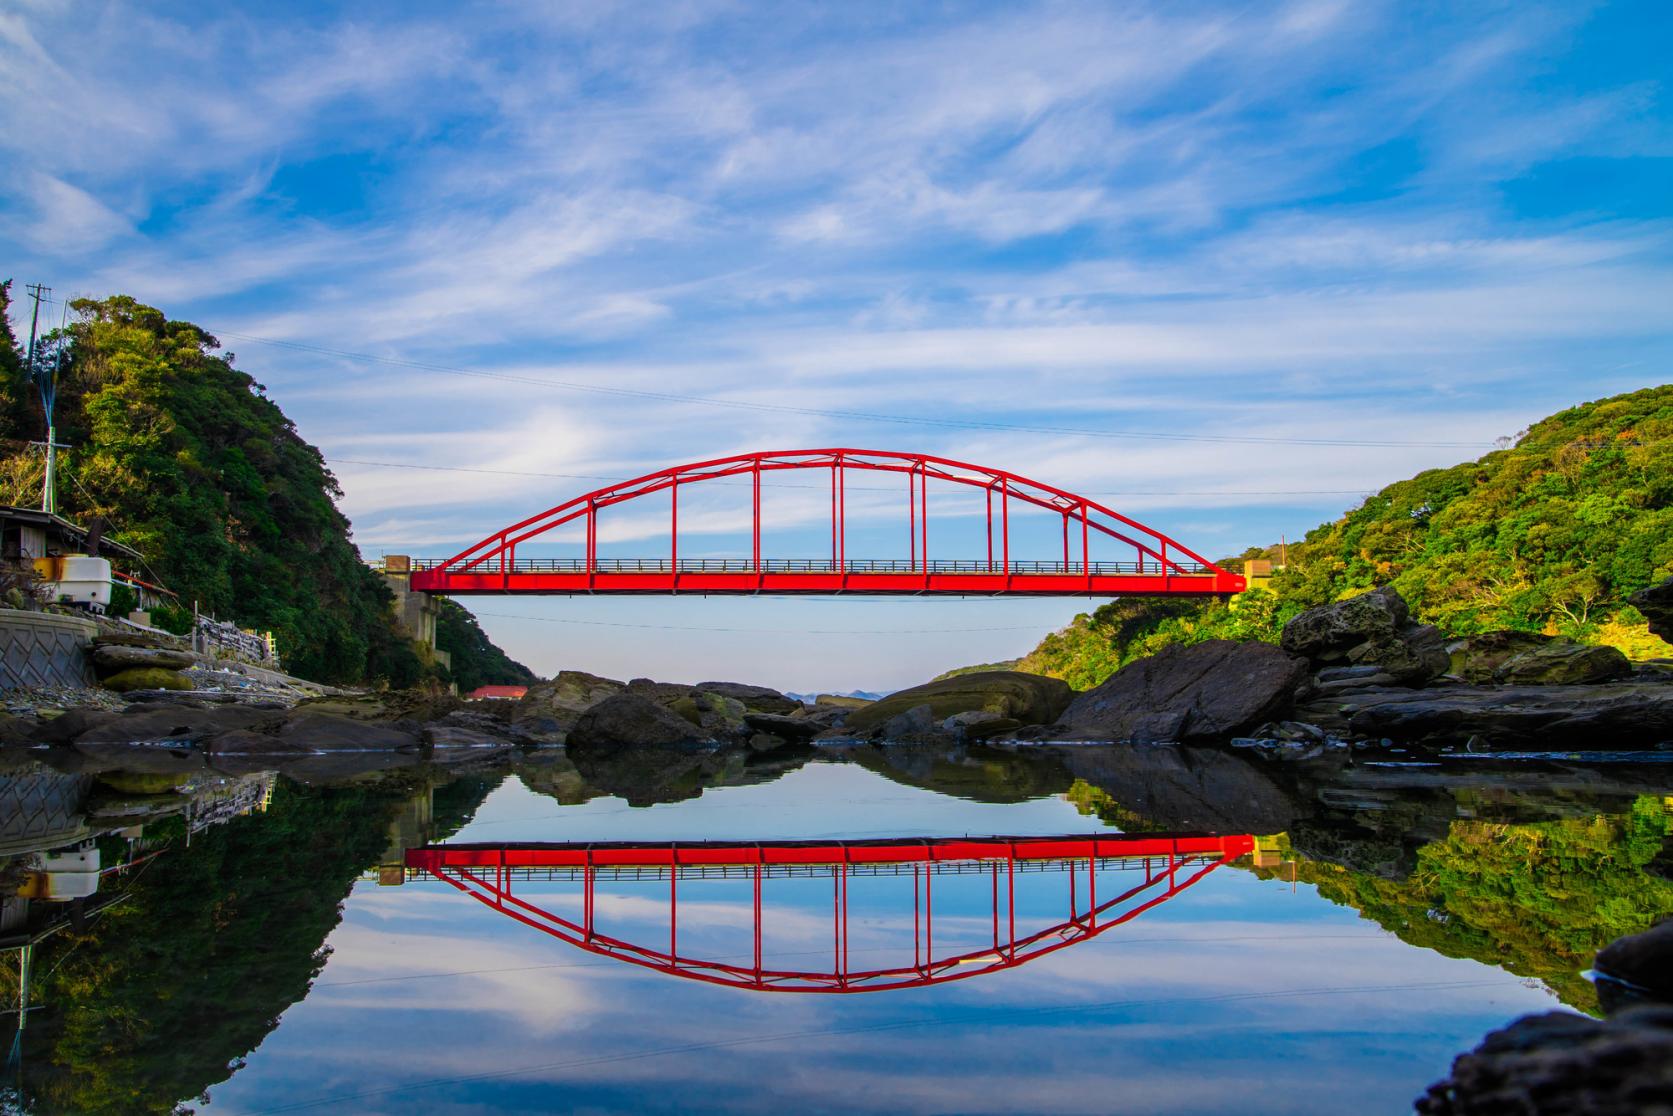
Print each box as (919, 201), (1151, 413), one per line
(4, 0), (1669, 684)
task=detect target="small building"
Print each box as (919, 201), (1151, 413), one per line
(466, 684), (529, 701)
(0, 505), (143, 566)
(0, 505), (152, 614)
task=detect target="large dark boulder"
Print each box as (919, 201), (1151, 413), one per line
(294, 688), (462, 724)
(696, 681), (802, 715)
(1630, 576), (1673, 643)
(1295, 681), (1673, 748)
(90, 644), (197, 674)
(1595, 919), (1673, 1012)
(1494, 641), (1632, 685)
(511, 670), (626, 734)
(1057, 640), (1309, 743)
(278, 712), (421, 752)
(1049, 742), (1297, 833)
(1281, 586), (1450, 684)
(1447, 631), (1552, 683)
(845, 671), (1072, 735)
(1416, 1007), (1673, 1115)
(567, 693), (706, 749)
(76, 704), (281, 746)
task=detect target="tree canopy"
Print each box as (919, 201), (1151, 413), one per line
(0, 290), (532, 687)
(1024, 385), (1673, 688)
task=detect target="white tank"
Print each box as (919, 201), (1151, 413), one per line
(36, 555), (113, 612)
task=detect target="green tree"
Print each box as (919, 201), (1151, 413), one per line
(434, 598), (537, 692)
(0, 293), (534, 686)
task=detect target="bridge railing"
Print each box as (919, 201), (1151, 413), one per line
(406, 557), (1220, 576)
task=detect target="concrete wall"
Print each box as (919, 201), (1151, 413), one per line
(0, 609), (97, 691)
(380, 562), (451, 673)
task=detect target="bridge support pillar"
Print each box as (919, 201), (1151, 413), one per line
(380, 556), (450, 674)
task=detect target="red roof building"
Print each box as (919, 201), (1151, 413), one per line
(465, 685), (529, 701)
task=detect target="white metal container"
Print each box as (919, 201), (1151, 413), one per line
(37, 555), (113, 612)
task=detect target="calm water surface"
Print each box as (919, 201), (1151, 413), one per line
(3, 742), (1670, 1114)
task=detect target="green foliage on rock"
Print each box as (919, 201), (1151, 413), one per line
(100, 667), (193, 693)
(1021, 590), (1295, 689)
(434, 598), (536, 692)
(1023, 386), (1673, 689)
(931, 659), (1021, 681)
(1278, 385), (1673, 641)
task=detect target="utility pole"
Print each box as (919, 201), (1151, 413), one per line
(22, 284), (58, 515)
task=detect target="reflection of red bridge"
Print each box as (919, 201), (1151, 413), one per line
(407, 449), (1245, 596)
(406, 832), (1254, 993)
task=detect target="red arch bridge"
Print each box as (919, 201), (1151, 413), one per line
(405, 831), (1254, 993)
(407, 448), (1245, 596)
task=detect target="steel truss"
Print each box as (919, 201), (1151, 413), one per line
(408, 449), (1245, 596)
(406, 832), (1255, 993)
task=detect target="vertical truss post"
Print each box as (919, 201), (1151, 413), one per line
(584, 853), (595, 941)
(913, 864), (921, 973)
(991, 861), (999, 949)
(1000, 478), (1010, 588)
(670, 850), (678, 957)
(1082, 502), (1091, 587)
(753, 861), (763, 982)
(670, 480), (679, 588)
(925, 853), (933, 969)
(919, 463), (928, 583)
(751, 463), (761, 579)
(908, 467), (917, 571)
(1007, 848), (1016, 960)
(1061, 512), (1069, 573)
(986, 485), (994, 571)
(586, 502), (597, 587)
(832, 866), (840, 978)
(830, 463), (838, 573)
(1088, 855), (1097, 929)
(1070, 856), (1077, 925)
(838, 459), (846, 581)
(841, 858), (849, 980)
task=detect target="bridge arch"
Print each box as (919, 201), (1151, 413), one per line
(409, 448), (1244, 596)
(406, 833), (1254, 993)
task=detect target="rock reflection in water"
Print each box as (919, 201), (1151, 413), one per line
(0, 737), (1666, 1113)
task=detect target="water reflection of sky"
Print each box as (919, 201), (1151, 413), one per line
(201, 764), (1561, 1115)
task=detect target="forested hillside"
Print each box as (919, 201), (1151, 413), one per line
(0, 284), (533, 688)
(435, 598), (538, 692)
(1024, 384), (1673, 688)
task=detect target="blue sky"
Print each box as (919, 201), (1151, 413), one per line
(3, 1), (1670, 690)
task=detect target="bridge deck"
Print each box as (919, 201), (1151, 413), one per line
(408, 558), (1245, 595)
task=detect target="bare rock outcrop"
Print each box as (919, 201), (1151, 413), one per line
(567, 693), (706, 749)
(1630, 575), (1673, 643)
(1416, 1007), (1673, 1115)
(1280, 586), (1449, 684)
(845, 671), (1072, 737)
(1054, 640), (1309, 743)
(510, 671), (626, 739)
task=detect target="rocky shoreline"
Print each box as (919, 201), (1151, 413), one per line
(4, 581), (1671, 779)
